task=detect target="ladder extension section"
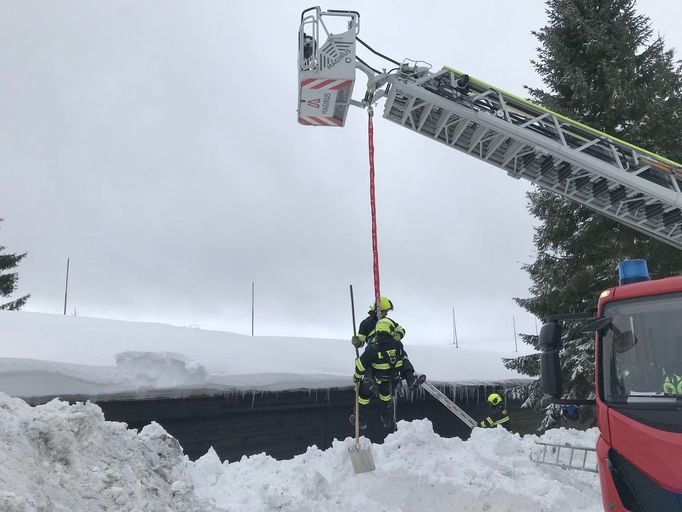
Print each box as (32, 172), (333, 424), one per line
(530, 441), (598, 473)
(421, 381), (477, 429)
(383, 66), (682, 250)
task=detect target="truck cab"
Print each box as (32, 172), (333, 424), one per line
(541, 260), (682, 510)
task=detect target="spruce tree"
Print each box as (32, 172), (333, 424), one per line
(504, 0), (682, 407)
(0, 219), (30, 310)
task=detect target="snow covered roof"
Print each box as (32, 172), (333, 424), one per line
(0, 311), (530, 399)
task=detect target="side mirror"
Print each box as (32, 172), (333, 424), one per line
(539, 322), (562, 398)
(539, 321), (561, 350)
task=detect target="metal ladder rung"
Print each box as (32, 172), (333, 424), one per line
(530, 441), (598, 473)
(421, 381), (477, 429)
(382, 68), (682, 250)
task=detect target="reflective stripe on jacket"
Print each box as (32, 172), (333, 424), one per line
(479, 408), (510, 428)
(354, 338), (413, 382)
(357, 312), (378, 347)
(358, 314), (405, 346)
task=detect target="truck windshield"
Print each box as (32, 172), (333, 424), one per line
(602, 292), (682, 403)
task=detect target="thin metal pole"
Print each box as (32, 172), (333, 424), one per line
(452, 307), (459, 348)
(63, 258), (70, 315)
(513, 315), (518, 352)
(251, 282), (255, 336)
(535, 317), (539, 336)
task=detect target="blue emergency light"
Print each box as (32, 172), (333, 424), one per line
(618, 259), (650, 285)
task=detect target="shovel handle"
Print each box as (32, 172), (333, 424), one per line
(350, 284), (357, 336)
(350, 284), (360, 446)
(354, 381), (360, 447)
(350, 284), (359, 359)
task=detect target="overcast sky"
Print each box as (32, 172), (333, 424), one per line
(2, 1), (681, 350)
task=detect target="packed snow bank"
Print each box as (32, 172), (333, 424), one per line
(190, 421), (602, 512)
(0, 393), (601, 512)
(0, 393), (216, 512)
(0, 311), (530, 398)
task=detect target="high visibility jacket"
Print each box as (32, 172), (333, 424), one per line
(356, 312), (378, 347)
(479, 406), (511, 429)
(356, 313), (405, 347)
(354, 338), (415, 383)
(663, 372), (682, 395)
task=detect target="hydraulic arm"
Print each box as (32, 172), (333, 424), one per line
(297, 7), (682, 250)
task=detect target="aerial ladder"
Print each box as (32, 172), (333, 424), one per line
(298, 7), (682, 250)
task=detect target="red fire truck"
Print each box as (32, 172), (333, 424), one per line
(540, 259), (682, 510)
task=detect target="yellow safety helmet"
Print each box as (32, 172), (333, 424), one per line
(487, 393), (503, 406)
(369, 296), (393, 312)
(375, 317), (395, 335)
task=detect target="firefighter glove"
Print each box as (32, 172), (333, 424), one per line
(406, 373), (426, 390)
(351, 336), (363, 348)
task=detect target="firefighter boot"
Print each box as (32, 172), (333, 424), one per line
(349, 408), (368, 430)
(380, 399), (394, 429)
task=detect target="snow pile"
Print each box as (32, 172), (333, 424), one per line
(0, 392), (601, 512)
(0, 393), (215, 512)
(0, 311), (531, 398)
(188, 421), (601, 512)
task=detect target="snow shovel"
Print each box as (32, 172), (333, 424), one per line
(349, 380), (376, 473)
(348, 284), (375, 474)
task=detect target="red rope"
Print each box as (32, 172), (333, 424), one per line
(368, 110), (381, 314)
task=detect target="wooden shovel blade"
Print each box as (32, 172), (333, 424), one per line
(349, 443), (375, 474)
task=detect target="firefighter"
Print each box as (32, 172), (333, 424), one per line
(662, 343), (682, 396)
(350, 315), (424, 429)
(478, 393), (511, 429)
(351, 296), (406, 348)
(663, 370), (682, 395)
(303, 33), (315, 60)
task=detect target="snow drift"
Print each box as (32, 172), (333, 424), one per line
(0, 392), (602, 511)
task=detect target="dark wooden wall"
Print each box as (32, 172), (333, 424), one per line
(93, 386), (543, 462)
